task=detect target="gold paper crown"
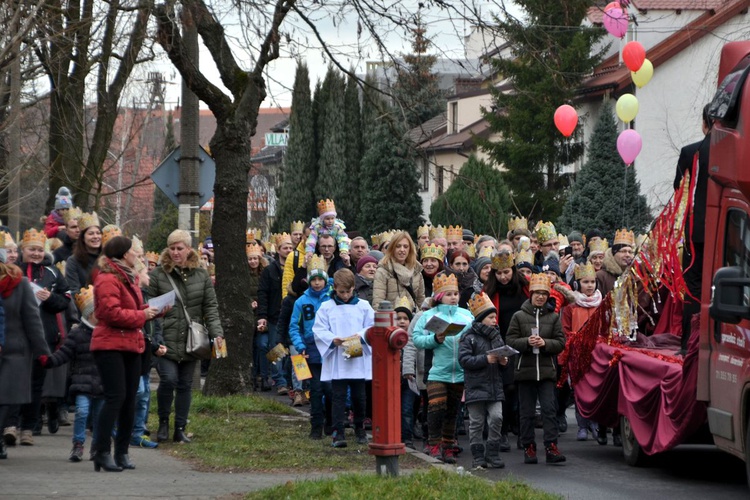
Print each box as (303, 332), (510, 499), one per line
(55, 261), (66, 276)
(394, 295), (414, 312)
(74, 285), (95, 316)
(317, 199), (336, 216)
(588, 239), (609, 254)
(263, 241), (274, 253)
(465, 243), (476, 258)
(417, 224), (430, 237)
(246, 243), (263, 257)
(145, 251), (160, 264)
(420, 243), (445, 262)
(21, 228), (46, 248)
(478, 246), (494, 259)
(468, 292), (495, 319)
(63, 207), (82, 224)
(380, 230), (397, 244)
(446, 225), (463, 242)
(614, 229), (635, 247)
(78, 212), (100, 232)
(131, 235), (144, 254)
(515, 249), (534, 266)
(247, 228), (262, 243)
(534, 221), (557, 244)
(290, 220), (305, 233)
(0, 232), (5, 248)
(491, 252), (515, 270)
(558, 234), (569, 247)
(508, 216), (529, 233)
(2, 231), (14, 246)
(101, 225), (122, 247)
(274, 232), (292, 248)
(575, 262), (597, 280)
(371, 234), (381, 246)
(429, 225), (446, 240)
(529, 273), (551, 293)
(308, 254), (328, 277)
(433, 273), (458, 294)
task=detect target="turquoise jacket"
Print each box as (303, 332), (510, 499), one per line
(412, 303), (474, 384)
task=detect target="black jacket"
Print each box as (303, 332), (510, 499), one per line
(257, 259), (284, 322)
(19, 256), (71, 348)
(674, 135), (709, 243)
(355, 275), (373, 305)
(277, 294), (297, 347)
(46, 321), (103, 397)
(53, 232), (74, 264)
(458, 322), (506, 404)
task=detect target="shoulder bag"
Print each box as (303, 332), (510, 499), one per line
(165, 273), (212, 360)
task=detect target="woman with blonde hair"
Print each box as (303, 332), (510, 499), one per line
(372, 231), (425, 308)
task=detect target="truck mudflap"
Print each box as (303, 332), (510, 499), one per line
(574, 329), (707, 456)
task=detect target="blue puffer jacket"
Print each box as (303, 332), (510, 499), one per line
(289, 285), (331, 364)
(412, 303), (474, 384)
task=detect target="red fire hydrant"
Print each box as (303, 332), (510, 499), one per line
(366, 300), (409, 476)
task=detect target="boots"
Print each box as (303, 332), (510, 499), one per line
(486, 441), (505, 469)
(93, 452), (123, 472)
(173, 426), (191, 443)
(470, 443), (487, 468)
(115, 453), (135, 469)
(498, 433), (511, 452)
(156, 419), (170, 442)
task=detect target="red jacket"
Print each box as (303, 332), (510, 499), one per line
(44, 212), (65, 239)
(91, 258), (146, 353)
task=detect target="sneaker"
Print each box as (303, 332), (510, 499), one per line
(69, 442), (84, 462)
(558, 415), (568, 433)
(355, 428), (368, 445)
(309, 426), (323, 440)
(3, 427), (18, 446)
(277, 386), (289, 396)
(131, 435), (159, 449)
(576, 428), (588, 441)
(524, 443), (538, 464)
(428, 443), (442, 460)
(596, 427), (608, 445)
(292, 392), (305, 407)
(441, 444), (457, 464)
(331, 430), (347, 448)
(20, 430), (34, 446)
(545, 443), (567, 464)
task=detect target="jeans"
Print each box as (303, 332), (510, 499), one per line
(73, 394), (103, 445)
(518, 380), (558, 447)
(332, 379), (366, 434)
(467, 400), (503, 446)
(288, 346), (304, 392)
(308, 363), (332, 428)
(157, 358), (196, 428)
(94, 350), (141, 455)
(131, 374), (151, 438)
(255, 322), (287, 387)
(401, 378), (415, 442)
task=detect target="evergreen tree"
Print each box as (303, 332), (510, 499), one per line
(481, 1), (605, 222)
(311, 80), (324, 170)
(429, 155), (511, 239)
(358, 117), (423, 236)
(557, 106), (651, 236)
(361, 75), (384, 150)
(148, 112), (179, 252)
(273, 62), (317, 232)
(341, 72), (363, 227)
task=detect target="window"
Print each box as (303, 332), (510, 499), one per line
(421, 160), (429, 192)
(723, 209), (750, 307)
(437, 166), (444, 195)
(450, 102), (458, 134)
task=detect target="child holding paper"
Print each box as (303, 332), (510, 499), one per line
(313, 268), (374, 448)
(458, 292), (509, 469)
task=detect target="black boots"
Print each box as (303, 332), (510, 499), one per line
(93, 452), (122, 472)
(485, 441), (505, 468)
(470, 444), (487, 468)
(173, 426), (191, 443)
(157, 419), (170, 442)
(115, 453), (135, 469)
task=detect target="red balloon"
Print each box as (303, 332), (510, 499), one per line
(554, 105), (578, 138)
(622, 41), (646, 72)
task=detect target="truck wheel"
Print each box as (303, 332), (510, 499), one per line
(621, 415), (648, 467)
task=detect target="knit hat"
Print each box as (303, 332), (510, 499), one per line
(204, 236), (214, 249)
(471, 256), (491, 275)
(468, 292), (496, 323)
(568, 231), (584, 246)
(167, 229), (192, 247)
(308, 255), (328, 282)
(462, 229), (475, 243)
(369, 250), (384, 261)
(54, 187), (73, 210)
(356, 254), (378, 274)
(586, 229), (604, 244)
(542, 251), (561, 277)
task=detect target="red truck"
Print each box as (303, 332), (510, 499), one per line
(571, 41), (750, 488)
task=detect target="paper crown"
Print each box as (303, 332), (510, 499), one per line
(491, 252), (515, 271)
(446, 225), (463, 242)
(78, 212), (101, 232)
(575, 262), (597, 280)
(614, 229), (635, 247)
(420, 243), (445, 262)
(101, 225), (122, 248)
(246, 228), (262, 243)
(63, 207), (82, 224)
(274, 232), (292, 248)
(588, 238), (609, 254)
(307, 254), (328, 279)
(529, 273), (551, 293)
(478, 246), (494, 259)
(371, 234), (381, 246)
(131, 235), (144, 254)
(21, 228), (46, 248)
(74, 285), (95, 317)
(417, 224), (430, 237)
(534, 221), (557, 244)
(145, 251), (160, 264)
(263, 241), (274, 253)
(246, 243), (264, 256)
(290, 220), (305, 233)
(508, 216), (529, 233)
(465, 243), (476, 258)
(394, 295), (414, 312)
(433, 273), (458, 294)
(468, 292), (495, 319)
(429, 225), (446, 240)
(317, 199), (336, 216)
(515, 249), (534, 266)
(55, 261), (66, 276)
(380, 230), (397, 244)
(2, 231), (14, 246)
(558, 234), (569, 247)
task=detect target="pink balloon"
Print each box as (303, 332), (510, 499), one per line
(603, 8), (628, 39)
(617, 129), (642, 165)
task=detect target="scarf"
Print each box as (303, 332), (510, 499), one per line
(111, 258), (137, 283)
(448, 266), (478, 292)
(471, 321), (500, 340)
(333, 293), (359, 306)
(574, 289), (602, 308)
(0, 272), (22, 298)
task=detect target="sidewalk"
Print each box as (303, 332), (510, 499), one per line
(1, 423), (334, 499)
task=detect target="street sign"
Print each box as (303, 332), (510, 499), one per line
(151, 145), (216, 207)
(264, 133), (288, 147)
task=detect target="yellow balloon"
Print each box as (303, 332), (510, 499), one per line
(616, 93), (639, 123)
(631, 59), (654, 88)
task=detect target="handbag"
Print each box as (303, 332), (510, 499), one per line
(165, 273), (212, 360)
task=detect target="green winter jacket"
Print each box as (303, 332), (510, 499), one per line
(148, 249), (223, 362)
(505, 300), (565, 382)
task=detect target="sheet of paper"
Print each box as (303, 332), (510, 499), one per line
(407, 376), (420, 396)
(424, 315), (466, 336)
(291, 354), (312, 380)
(29, 282), (44, 305)
(148, 290), (175, 313)
(487, 345), (520, 357)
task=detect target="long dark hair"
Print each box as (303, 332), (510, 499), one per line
(483, 266), (528, 297)
(72, 226), (101, 268)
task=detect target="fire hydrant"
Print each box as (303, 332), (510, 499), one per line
(366, 301), (409, 477)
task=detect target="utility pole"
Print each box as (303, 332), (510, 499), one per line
(178, 6), (200, 237)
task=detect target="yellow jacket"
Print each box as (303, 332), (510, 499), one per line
(282, 241), (306, 298)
